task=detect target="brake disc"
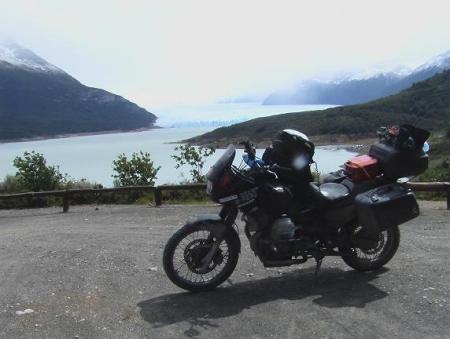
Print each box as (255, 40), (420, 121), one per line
(184, 239), (223, 273)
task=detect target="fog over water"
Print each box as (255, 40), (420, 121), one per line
(152, 102), (335, 127)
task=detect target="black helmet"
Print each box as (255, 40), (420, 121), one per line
(272, 129), (315, 166)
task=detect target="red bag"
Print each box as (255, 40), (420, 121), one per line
(345, 155), (380, 182)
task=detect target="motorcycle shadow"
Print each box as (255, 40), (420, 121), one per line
(138, 266), (389, 332)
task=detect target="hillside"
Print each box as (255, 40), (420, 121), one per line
(0, 42), (156, 141)
(188, 70), (450, 145)
(263, 51), (450, 105)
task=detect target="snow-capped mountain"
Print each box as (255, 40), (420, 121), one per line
(342, 65), (412, 82)
(263, 50), (450, 105)
(0, 41), (62, 73)
(415, 50), (450, 72)
(0, 42), (156, 141)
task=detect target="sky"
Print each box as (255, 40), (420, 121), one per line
(1, 0), (450, 108)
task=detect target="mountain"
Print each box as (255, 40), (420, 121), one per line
(0, 42), (156, 141)
(263, 51), (450, 105)
(188, 70), (450, 145)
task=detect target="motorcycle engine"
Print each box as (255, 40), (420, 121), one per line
(243, 207), (270, 235)
(244, 210), (300, 259)
(267, 216), (298, 257)
(270, 216), (296, 241)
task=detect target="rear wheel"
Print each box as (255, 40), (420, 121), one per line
(163, 224), (240, 292)
(341, 226), (400, 271)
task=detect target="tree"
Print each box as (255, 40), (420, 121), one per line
(171, 144), (215, 183)
(112, 151), (160, 186)
(13, 151), (64, 192)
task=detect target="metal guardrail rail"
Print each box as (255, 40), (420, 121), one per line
(0, 182), (448, 212)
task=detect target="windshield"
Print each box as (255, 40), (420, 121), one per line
(206, 144), (236, 181)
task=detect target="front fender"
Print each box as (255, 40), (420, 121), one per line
(185, 214), (241, 252)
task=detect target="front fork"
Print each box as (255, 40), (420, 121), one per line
(219, 204), (238, 226)
(198, 204), (238, 273)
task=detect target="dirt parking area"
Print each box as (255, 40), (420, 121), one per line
(0, 201), (449, 338)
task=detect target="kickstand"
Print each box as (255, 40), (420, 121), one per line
(313, 256), (323, 287)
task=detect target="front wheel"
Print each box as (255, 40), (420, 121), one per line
(341, 226), (400, 271)
(163, 223), (240, 292)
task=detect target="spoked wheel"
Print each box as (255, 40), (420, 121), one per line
(341, 226), (400, 271)
(163, 224), (240, 292)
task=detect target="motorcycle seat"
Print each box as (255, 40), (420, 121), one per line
(309, 182), (352, 206)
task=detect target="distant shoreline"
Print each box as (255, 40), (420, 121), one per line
(0, 126), (160, 145)
(0, 126), (373, 154)
(187, 135), (376, 153)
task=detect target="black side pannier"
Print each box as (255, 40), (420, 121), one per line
(355, 184), (419, 233)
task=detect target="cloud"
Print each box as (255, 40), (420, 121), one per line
(1, 0), (449, 106)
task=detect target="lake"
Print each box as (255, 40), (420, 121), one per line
(0, 103), (356, 186)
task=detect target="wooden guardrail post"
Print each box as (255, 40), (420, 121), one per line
(447, 188), (450, 210)
(62, 190), (70, 213)
(154, 187), (162, 207)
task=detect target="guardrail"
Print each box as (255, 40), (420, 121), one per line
(0, 184), (207, 212)
(0, 182), (448, 212)
(406, 182), (450, 209)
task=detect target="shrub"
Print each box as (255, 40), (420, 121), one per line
(0, 175), (27, 193)
(112, 151), (160, 186)
(171, 144), (215, 183)
(13, 151), (65, 192)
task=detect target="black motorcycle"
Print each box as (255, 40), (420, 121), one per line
(163, 126), (430, 292)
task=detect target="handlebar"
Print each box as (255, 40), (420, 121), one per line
(236, 159), (279, 183)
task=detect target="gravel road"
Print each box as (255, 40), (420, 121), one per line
(0, 201), (449, 338)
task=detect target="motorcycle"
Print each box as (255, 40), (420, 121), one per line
(163, 126), (430, 292)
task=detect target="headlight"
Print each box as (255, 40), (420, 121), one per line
(206, 180), (214, 195)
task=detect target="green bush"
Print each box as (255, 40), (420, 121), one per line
(112, 151), (160, 187)
(171, 144), (215, 183)
(13, 151), (65, 191)
(0, 151), (106, 208)
(0, 175), (27, 193)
